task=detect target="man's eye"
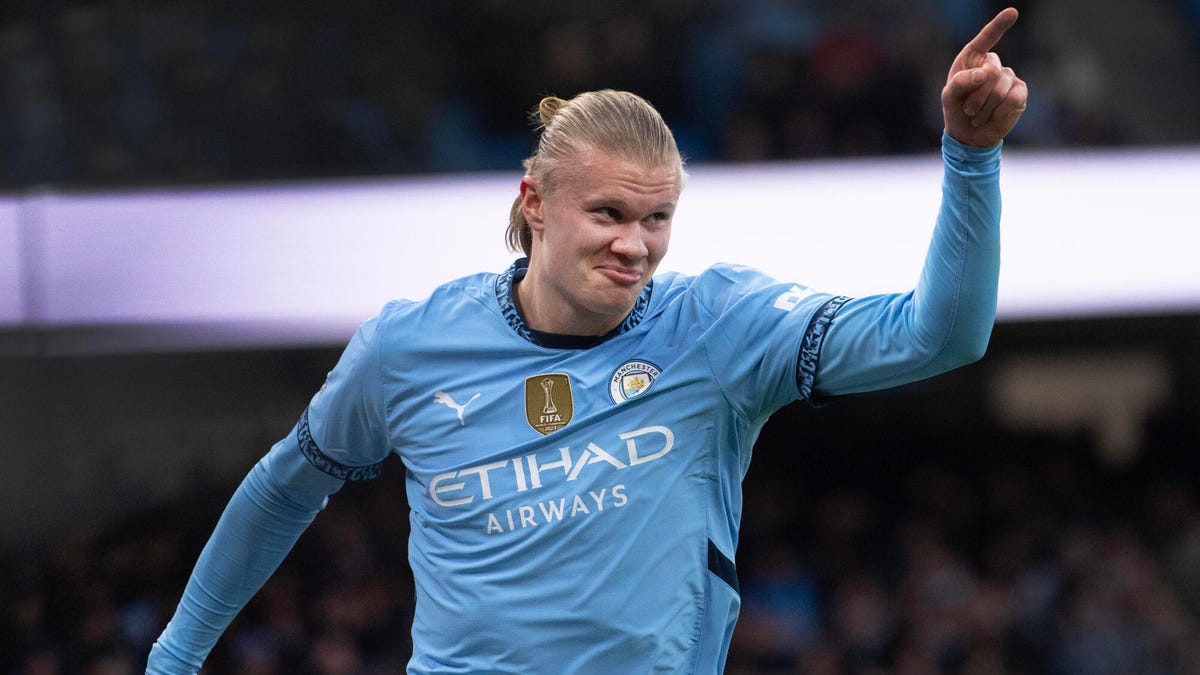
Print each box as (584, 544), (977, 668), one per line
(644, 212), (670, 227)
(598, 207), (621, 220)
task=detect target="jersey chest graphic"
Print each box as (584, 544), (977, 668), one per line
(395, 348), (696, 490)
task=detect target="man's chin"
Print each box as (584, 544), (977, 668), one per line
(591, 291), (644, 321)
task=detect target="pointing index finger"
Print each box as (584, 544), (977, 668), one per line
(962, 7), (1019, 61)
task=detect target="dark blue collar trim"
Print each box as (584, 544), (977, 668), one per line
(495, 258), (652, 349)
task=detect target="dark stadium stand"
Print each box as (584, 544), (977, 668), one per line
(3, 1), (1200, 673)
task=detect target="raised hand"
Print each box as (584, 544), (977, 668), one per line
(942, 7), (1028, 147)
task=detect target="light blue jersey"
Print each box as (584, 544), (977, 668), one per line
(148, 134), (1002, 674)
(304, 260), (846, 673)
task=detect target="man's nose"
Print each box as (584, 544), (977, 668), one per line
(611, 223), (648, 258)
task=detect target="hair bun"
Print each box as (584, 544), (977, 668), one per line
(537, 96), (567, 127)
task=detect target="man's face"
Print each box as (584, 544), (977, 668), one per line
(519, 146), (681, 335)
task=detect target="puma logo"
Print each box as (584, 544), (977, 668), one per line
(434, 391), (481, 426)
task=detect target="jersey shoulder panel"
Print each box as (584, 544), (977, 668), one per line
(304, 272), (504, 479)
(651, 263), (788, 316)
(377, 271), (499, 322)
(653, 263), (845, 416)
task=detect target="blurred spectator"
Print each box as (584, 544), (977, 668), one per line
(4, 407), (1200, 673)
(3, 0), (1199, 189)
(4, 3), (1200, 673)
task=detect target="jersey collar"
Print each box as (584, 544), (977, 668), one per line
(494, 258), (652, 349)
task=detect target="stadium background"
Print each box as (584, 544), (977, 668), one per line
(3, 1), (1200, 673)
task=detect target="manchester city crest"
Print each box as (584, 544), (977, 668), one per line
(609, 360), (661, 403)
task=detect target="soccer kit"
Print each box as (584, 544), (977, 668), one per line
(147, 135), (1002, 674)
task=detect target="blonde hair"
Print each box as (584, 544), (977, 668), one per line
(506, 90), (685, 256)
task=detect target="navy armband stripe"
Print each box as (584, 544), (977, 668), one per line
(707, 539), (739, 594)
(297, 408), (382, 482)
(797, 295), (851, 401)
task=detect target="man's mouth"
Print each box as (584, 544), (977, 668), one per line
(597, 265), (644, 286)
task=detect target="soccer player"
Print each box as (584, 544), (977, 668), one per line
(148, 8), (1026, 674)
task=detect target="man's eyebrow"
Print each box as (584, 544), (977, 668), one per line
(585, 195), (677, 211)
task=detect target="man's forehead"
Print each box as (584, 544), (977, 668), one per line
(569, 149), (682, 196)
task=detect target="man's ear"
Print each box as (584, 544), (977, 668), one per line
(520, 176), (545, 232)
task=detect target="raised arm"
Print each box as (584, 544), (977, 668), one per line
(810, 9), (1026, 397)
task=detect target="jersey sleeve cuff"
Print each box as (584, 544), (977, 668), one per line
(796, 295), (851, 402)
(941, 132), (1002, 173)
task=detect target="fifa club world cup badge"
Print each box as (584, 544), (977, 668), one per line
(525, 373), (574, 435)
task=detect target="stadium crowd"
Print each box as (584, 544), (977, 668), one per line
(2, 0), (1184, 189)
(3, 400), (1200, 674)
(4, 1), (1200, 673)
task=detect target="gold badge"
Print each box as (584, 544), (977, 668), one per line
(525, 373), (573, 435)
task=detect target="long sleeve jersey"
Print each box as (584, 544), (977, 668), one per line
(147, 134), (1002, 674)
